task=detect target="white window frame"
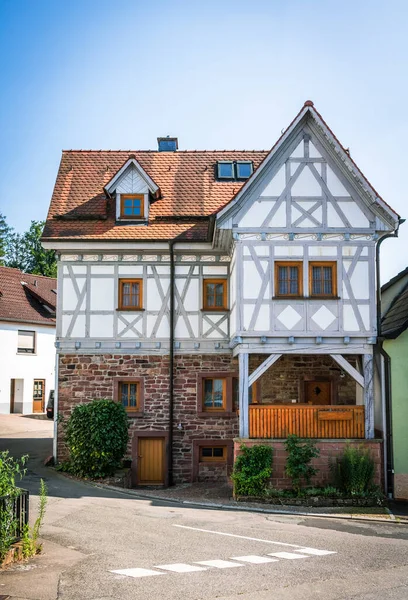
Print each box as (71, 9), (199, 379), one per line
(116, 193), (149, 222)
(17, 330), (36, 354)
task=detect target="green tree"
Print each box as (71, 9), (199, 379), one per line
(22, 221), (57, 278)
(1, 218), (57, 277)
(0, 213), (12, 266)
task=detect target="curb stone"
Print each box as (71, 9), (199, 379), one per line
(85, 479), (406, 524)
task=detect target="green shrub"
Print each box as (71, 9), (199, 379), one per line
(64, 399), (129, 478)
(331, 445), (375, 496)
(231, 444), (273, 497)
(284, 435), (320, 495)
(0, 452), (28, 560)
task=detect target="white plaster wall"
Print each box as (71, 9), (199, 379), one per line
(0, 322), (55, 414)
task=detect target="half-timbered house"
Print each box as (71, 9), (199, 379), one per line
(42, 102), (400, 487)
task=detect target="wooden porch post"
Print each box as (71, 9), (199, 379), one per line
(363, 354), (374, 439)
(239, 352), (249, 438)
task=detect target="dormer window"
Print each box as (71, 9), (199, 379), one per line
(120, 194), (145, 219)
(217, 162), (234, 179)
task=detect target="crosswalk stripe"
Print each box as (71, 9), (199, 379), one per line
(297, 548), (337, 556)
(195, 559), (244, 569)
(268, 552), (309, 560)
(155, 563), (207, 573)
(111, 568), (165, 578)
(231, 555), (279, 564)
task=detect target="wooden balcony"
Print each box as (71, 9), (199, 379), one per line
(248, 404), (365, 439)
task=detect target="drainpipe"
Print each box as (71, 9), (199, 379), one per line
(168, 240), (176, 486)
(380, 347), (394, 496)
(53, 350), (59, 462)
(375, 217), (404, 498)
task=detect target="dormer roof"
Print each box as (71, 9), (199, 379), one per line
(104, 156), (160, 198)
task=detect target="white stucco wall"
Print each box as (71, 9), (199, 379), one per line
(0, 322), (56, 414)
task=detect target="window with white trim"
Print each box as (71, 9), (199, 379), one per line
(17, 330), (35, 354)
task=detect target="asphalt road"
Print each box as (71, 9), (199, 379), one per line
(1, 415), (408, 600)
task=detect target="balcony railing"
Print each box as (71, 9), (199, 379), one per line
(249, 405), (365, 439)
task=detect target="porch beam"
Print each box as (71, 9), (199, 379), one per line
(248, 354), (282, 387)
(239, 352), (249, 438)
(364, 354), (374, 439)
(329, 354), (364, 387)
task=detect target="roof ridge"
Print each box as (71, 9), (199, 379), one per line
(62, 149), (268, 153)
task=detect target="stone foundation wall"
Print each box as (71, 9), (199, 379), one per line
(394, 473), (408, 501)
(57, 353), (238, 484)
(250, 354), (359, 405)
(233, 439), (383, 489)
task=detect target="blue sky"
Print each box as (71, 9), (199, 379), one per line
(0, 0), (406, 282)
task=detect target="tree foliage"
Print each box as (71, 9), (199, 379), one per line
(0, 214), (57, 277)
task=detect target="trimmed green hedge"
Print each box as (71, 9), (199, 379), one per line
(64, 399), (129, 478)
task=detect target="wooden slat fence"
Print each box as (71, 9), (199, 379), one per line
(249, 405), (365, 439)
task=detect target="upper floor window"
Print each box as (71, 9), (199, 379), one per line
(217, 161), (253, 180)
(17, 330), (35, 354)
(203, 279), (227, 310)
(275, 262), (303, 297)
(118, 278), (143, 310)
(309, 262), (337, 297)
(120, 194), (144, 219)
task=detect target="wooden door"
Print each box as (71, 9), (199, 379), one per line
(305, 381), (331, 405)
(10, 379), (15, 413)
(33, 379), (45, 413)
(137, 438), (165, 485)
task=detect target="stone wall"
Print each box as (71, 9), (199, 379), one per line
(57, 353), (238, 484)
(234, 438), (383, 489)
(250, 354), (359, 405)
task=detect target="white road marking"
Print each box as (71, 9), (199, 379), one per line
(173, 525), (304, 548)
(231, 555), (279, 564)
(196, 559), (244, 569)
(155, 563), (207, 573)
(268, 552), (309, 560)
(111, 568), (165, 578)
(297, 547), (337, 556)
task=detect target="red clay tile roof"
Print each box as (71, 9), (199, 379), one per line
(0, 267), (56, 326)
(42, 151), (268, 242)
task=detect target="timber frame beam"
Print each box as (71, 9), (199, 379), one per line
(329, 354), (364, 387)
(248, 354), (282, 387)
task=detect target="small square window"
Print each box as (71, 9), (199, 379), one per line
(17, 330), (35, 354)
(274, 262), (303, 297)
(217, 162), (234, 179)
(120, 194), (144, 219)
(119, 279), (143, 310)
(199, 446), (227, 462)
(236, 162), (253, 179)
(203, 279), (227, 310)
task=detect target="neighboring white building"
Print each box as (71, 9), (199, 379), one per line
(0, 266), (56, 414)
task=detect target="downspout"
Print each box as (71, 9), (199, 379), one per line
(375, 217), (404, 498)
(168, 240), (176, 486)
(53, 350), (59, 462)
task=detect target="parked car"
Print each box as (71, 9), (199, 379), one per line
(46, 390), (54, 419)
